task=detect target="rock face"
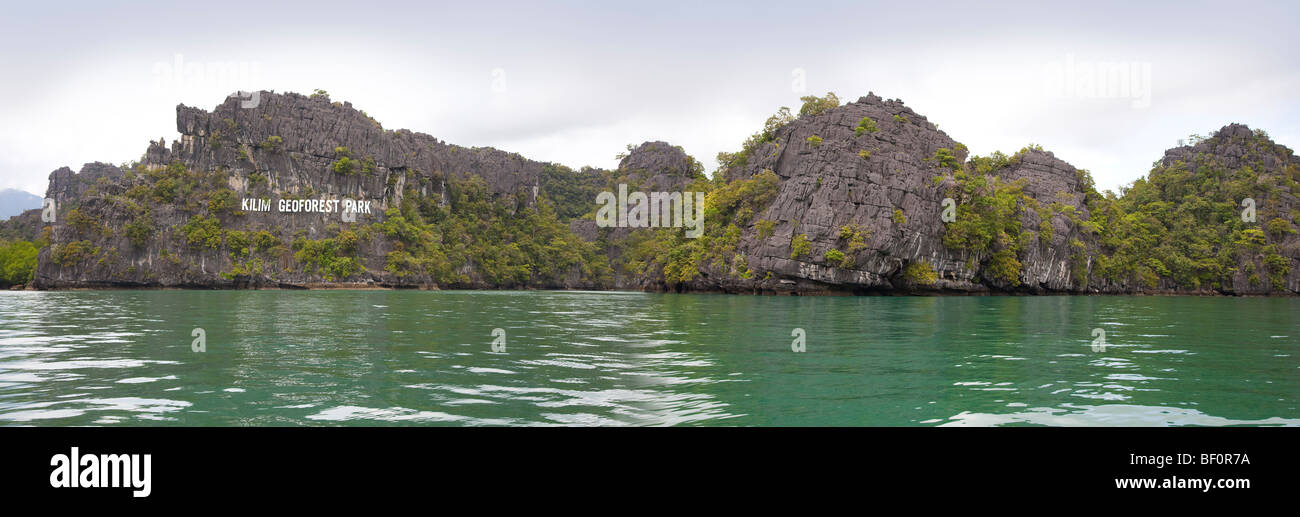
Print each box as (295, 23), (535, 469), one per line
(999, 150), (1096, 293)
(16, 90), (1299, 295)
(569, 141), (705, 288)
(614, 94), (1297, 296)
(713, 93), (975, 293)
(161, 91), (546, 207)
(32, 91), (562, 289)
(656, 93), (1103, 294)
(1142, 123), (1300, 294)
(617, 141), (700, 184)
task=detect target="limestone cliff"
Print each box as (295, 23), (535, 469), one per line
(16, 90), (1299, 295)
(33, 91), (572, 288)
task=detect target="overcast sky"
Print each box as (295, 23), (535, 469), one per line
(1, 0), (1297, 198)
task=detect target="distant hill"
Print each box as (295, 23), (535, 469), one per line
(0, 188), (42, 219)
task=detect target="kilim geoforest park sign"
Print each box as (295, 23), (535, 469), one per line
(241, 197), (374, 220)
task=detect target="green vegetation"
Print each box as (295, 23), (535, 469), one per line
(253, 230), (278, 253)
(207, 188), (238, 214)
(1088, 130), (1299, 291)
(124, 215), (154, 248)
(798, 92), (840, 117)
(292, 235), (363, 281)
(331, 147), (357, 175)
(181, 215), (223, 249)
(1038, 218), (1054, 242)
(332, 157), (357, 175)
(0, 240), (39, 286)
(226, 230), (251, 257)
(903, 261), (938, 286)
(51, 240), (96, 266)
(373, 173), (613, 287)
(839, 224), (869, 253)
(131, 160), (218, 212)
(929, 148), (962, 172)
(939, 153), (1031, 286)
(27, 94), (1296, 296)
(538, 164), (604, 221)
(933, 145), (1058, 287)
(716, 109), (793, 174)
(1263, 253), (1291, 290)
(716, 93), (839, 174)
(152, 178), (177, 202)
(66, 208), (105, 236)
(261, 135), (283, 152)
(935, 127), (1300, 292)
(326, 146), (376, 176)
(1266, 217), (1296, 238)
(987, 249), (1023, 286)
(790, 233), (811, 259)
(222, 258), (267, 280)
(855, 117), (879, 136)
(621, 169), (780, 283)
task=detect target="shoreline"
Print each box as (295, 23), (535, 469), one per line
(5, 283), (1296, 297)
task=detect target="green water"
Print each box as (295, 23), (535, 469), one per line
(0, 290), (1296, 426)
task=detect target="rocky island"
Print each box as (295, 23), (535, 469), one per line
(1, 90), (1296, 295)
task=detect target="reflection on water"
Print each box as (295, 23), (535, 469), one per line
(0, 290), (1296, 426)
(940, 404), (1300, 427)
